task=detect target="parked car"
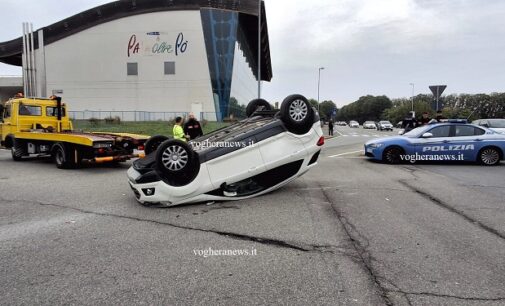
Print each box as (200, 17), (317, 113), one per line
(363, 121), (377, 129)
(472, 119), (505, 134)
(365, 120), (505, 165)
(349, 121), (359, 128)
(128, 95), (324, 207)
(377, 120), (393, 131)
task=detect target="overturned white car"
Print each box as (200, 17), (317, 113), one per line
(127, 95), (324, 207)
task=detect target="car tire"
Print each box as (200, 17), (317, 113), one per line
(11, 139), (26, 161)
(382, 146), (404, 164)
(144, 135), (170, 155)
(280, 94), (315, 135)
(52, 143), (78, 169)
(478, 147), (501, 166)
(155, 139), (200, 186)
(246, 99), (272, 117)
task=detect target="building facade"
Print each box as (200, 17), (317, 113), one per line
(0, 0), (272, 121)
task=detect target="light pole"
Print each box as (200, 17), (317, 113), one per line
(317, 67), (324, 113)
(257, 0), (261, 99)
(409, 83), (415, 112)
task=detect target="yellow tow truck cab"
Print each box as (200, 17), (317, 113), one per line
(0, 96), (148, 168)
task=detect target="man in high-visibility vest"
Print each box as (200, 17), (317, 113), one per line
(173, 116), (189, 141)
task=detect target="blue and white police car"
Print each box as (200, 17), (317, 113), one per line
(364, 120), (505, 165)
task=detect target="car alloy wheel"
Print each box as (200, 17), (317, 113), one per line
(480, 148), (500, 165)
(161, 145), (189, 171)
(289, 99), (308, 122)
(384, 147), (402, 164)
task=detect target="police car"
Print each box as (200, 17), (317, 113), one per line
(364, 120), (505, 165)
(127, 95), (324, 207)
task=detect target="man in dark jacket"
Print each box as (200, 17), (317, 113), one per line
(184, 112), (203, 140)
(401, 111), (418, 132)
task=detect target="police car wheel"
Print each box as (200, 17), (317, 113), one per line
(144, 135), (169, 155)
(383, 146), (404, 164)
(155, 139), (200, 186)
(280, 94), (314, 135)
(246, 99), (272, 117)
(478, 147), (501, 166)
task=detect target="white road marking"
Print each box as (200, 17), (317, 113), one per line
(333, 129), (344, 136)
(362, 134), (369, 137)
(328, 150), (363, 158)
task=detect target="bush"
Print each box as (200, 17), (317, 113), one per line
(88, 117), (100, 125)
(104, 116), (121, 124)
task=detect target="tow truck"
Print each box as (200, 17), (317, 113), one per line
(0, 95), (148, 168)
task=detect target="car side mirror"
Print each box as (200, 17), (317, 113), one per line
(422, 132), (433, 138)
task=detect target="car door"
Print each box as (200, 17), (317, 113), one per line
(449, 125), (487, 161)
(205, 135), (266, 188)
(414, 125), (453, 158)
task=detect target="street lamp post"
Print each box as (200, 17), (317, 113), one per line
(317, 67), (324, 113)
(257, 0), (261, 99)
(409, 83), (415, 113)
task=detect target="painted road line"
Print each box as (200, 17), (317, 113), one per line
(328, 150), (363, 158)
(333, 128), (344, 136)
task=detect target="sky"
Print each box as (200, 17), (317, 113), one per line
(1, 0), (505, 107)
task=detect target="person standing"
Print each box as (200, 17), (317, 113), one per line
(401, 111), (418, 132)
(328, 120), (334, 136)
(173, 116), (189, 142)
(419, 112), (431, 125)
(184, 112), (203, 140)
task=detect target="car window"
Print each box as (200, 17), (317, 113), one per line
(488, 119), (505, 128)
(474, 127), (485, 135)
(455, 125), (476, 137)
(3, 104), (11, 118)
(19, 105), (42, 116)
(46, 106), (66, 117)
(428, 125), (451, 137)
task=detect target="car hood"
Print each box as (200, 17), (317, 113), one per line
(365, 136), (408, 146)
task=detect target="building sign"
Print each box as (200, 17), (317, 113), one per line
(127, 32), (188, 57)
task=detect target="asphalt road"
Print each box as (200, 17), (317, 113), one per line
(1, 126), (505, 305)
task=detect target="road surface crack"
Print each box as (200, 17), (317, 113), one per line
(0, 196), (350, 255)
(399, 180), (505, 241)
(319, 188), (394, 306)
(390, 290), (505, 301)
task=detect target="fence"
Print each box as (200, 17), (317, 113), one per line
(69, 110), (220, 122)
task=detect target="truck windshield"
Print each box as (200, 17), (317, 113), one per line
(19, 105), (42, 116)
(46, 106), (66, 117)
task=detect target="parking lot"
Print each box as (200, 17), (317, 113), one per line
(1, 125), (505, 305)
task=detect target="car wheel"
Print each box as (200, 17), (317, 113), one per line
(155, 139), (200, 186)
(52, 143), (78, 169)
(246, 98), (272, 117)
(478, 147), (501, 166)
(11, 139), (26, 161)
(280, 94), (314, 135)
(144, 135), (170, 155)
(383, 146), (404, 164)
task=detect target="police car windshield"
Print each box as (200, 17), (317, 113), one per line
(488, 119), (505, 128)
(403, 126), (430, 138)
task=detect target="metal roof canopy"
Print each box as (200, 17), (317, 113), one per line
(0, 0), (272, 81)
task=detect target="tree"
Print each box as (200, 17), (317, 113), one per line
(319, 100), (337, 120)
(228, 97), (246, 119)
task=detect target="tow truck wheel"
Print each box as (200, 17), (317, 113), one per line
(280, 94), (314, 135)
(144, 135), (169, 155)
(155, 139), (200, 186)
(11, 139), (26, 161)
(52, 143), (78, 169)
(246, 99), (272, 117)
